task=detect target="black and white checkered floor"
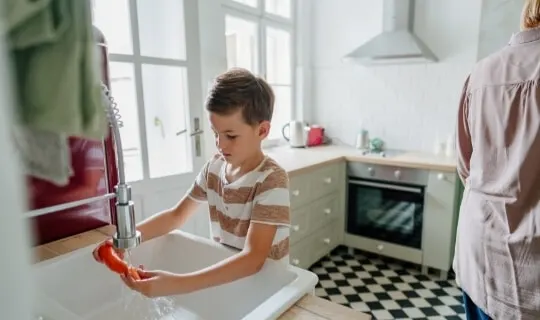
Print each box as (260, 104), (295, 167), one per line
(309, 246), (465, 320)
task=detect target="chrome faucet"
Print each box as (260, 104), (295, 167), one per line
(103, 83), (141, 250)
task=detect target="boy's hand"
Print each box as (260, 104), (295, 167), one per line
(92, 238), (124, 263)
(121, 266), (186, 298)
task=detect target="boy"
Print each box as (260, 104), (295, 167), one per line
(93, 68), (291, 298)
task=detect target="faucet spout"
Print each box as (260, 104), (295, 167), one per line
(112, 184), (141, 249)
(101, 81), (141, 250)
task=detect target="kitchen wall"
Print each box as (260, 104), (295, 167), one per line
(476, 0), (522, 61)
(310, 0), (483, 153)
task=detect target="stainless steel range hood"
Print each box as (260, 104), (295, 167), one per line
(343, 0), (438, 66)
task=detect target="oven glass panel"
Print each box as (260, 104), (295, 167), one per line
(347, 179), (424, 249)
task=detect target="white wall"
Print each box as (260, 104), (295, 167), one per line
(0, 9), (35, 318)
(310, 0), (483, 152)
(477, 0), (522, 61)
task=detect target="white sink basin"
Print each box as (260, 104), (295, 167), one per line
(32, 230), (319, 320)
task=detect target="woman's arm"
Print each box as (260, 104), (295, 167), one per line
(456, 75), (472, 184)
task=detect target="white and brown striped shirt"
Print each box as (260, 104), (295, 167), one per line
(188, 154), (291, 264)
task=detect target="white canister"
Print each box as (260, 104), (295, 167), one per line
(434, 140), (445, 156)
(445, 135), (455, 157)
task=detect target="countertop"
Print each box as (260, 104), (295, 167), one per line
(32, 226), (371, 319)
(264, 144), (457, 176)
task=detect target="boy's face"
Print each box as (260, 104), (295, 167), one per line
(209, 109), (270, 165)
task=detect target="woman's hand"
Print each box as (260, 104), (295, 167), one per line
(121, 266), (187, 298)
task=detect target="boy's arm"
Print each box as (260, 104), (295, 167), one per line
(172, 168), (290, 293)
(175, 222), (278, 292)
(134, 195), (201, 243)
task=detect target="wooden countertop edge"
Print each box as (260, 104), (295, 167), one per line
(31, 226), (369, 319)
(286, 156), (456, 177)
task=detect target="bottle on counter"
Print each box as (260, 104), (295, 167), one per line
(434, 136), (445, 156)
(356, 129), (370, 150)
(445, 134), (455, 157)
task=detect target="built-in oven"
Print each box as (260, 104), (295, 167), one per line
(345, 162), (429, 262)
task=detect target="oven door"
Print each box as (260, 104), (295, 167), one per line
(347, 178), (425, 250)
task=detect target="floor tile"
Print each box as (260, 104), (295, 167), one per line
(310, 246), (466, 320)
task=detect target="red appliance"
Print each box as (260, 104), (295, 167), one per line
(28, 26), (118, 245)
(306, 125), (325, 147)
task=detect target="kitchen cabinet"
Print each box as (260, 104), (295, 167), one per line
(286, 159), (460, 278)
(421, 171), (460, 278)
(288, 162), (346, 269)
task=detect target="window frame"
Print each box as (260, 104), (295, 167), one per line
(222, 0), (297, 147)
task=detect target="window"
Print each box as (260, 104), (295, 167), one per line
(224, 0), (295, 141)
(91, 0), (201, 183)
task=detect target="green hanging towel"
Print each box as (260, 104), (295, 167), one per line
(5, 0), (107, 140)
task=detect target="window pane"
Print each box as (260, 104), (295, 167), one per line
(266, 27), (291, 85)
(108, 62), (144, 182)
(225, 16), (259, 73)
(141, 65), (192, 179)
(269, 85), (292, 139)
(91, 0), (133, 54)
(232, 0), (258, 7)
(136, 0), (187, 60)
(265, 0), (292, 18)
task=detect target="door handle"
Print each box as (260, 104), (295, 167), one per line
(175, 129), (204, 136)
(176, 118), (204, 156)
(190, 129), (204, 136)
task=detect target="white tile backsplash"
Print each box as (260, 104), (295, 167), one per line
(309, 0), (484, 153)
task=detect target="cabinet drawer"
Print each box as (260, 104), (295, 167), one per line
(289, 174), (310, 209)
(310, 163), (341, 198)
(290, 240), (312, 269)
(290, 207), (310, 244)
(309, 193), (340, 233)
(311, 221), (340, 261)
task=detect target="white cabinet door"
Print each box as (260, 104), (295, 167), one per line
(422, 172), (457, 271)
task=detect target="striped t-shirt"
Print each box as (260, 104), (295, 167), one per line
(188, 154), (291, 264)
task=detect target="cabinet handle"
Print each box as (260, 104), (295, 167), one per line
(324, 177), (332, 184)
(292, 190), (300, 196)
(437, 173), (445, 180)
(324, 208), (331, 215)
(377, 244), (384, 251)
(292, 225), (300, 231)
(323, 238), (331, 245)
(292, 259), (300, 265)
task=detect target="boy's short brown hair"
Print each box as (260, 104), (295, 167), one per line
(206, 68), (275, 125)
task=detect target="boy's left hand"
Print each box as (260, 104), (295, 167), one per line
(121, 266), (186, 298)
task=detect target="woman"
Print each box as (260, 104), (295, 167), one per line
(453, 1), (540, 319)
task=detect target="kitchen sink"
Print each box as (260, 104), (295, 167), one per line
(32, 230), (318, 320)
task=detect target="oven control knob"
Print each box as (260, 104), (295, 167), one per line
(377, 244), (384, 251)
(394, 170), (402, 179)
(367, 167), (375, 176)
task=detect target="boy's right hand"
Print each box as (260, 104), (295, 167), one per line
(92, 238), (125, 263)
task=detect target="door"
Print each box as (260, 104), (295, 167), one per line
(92, 0), (209, 237)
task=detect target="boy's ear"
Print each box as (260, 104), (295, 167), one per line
(258, 120), (271, 139)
